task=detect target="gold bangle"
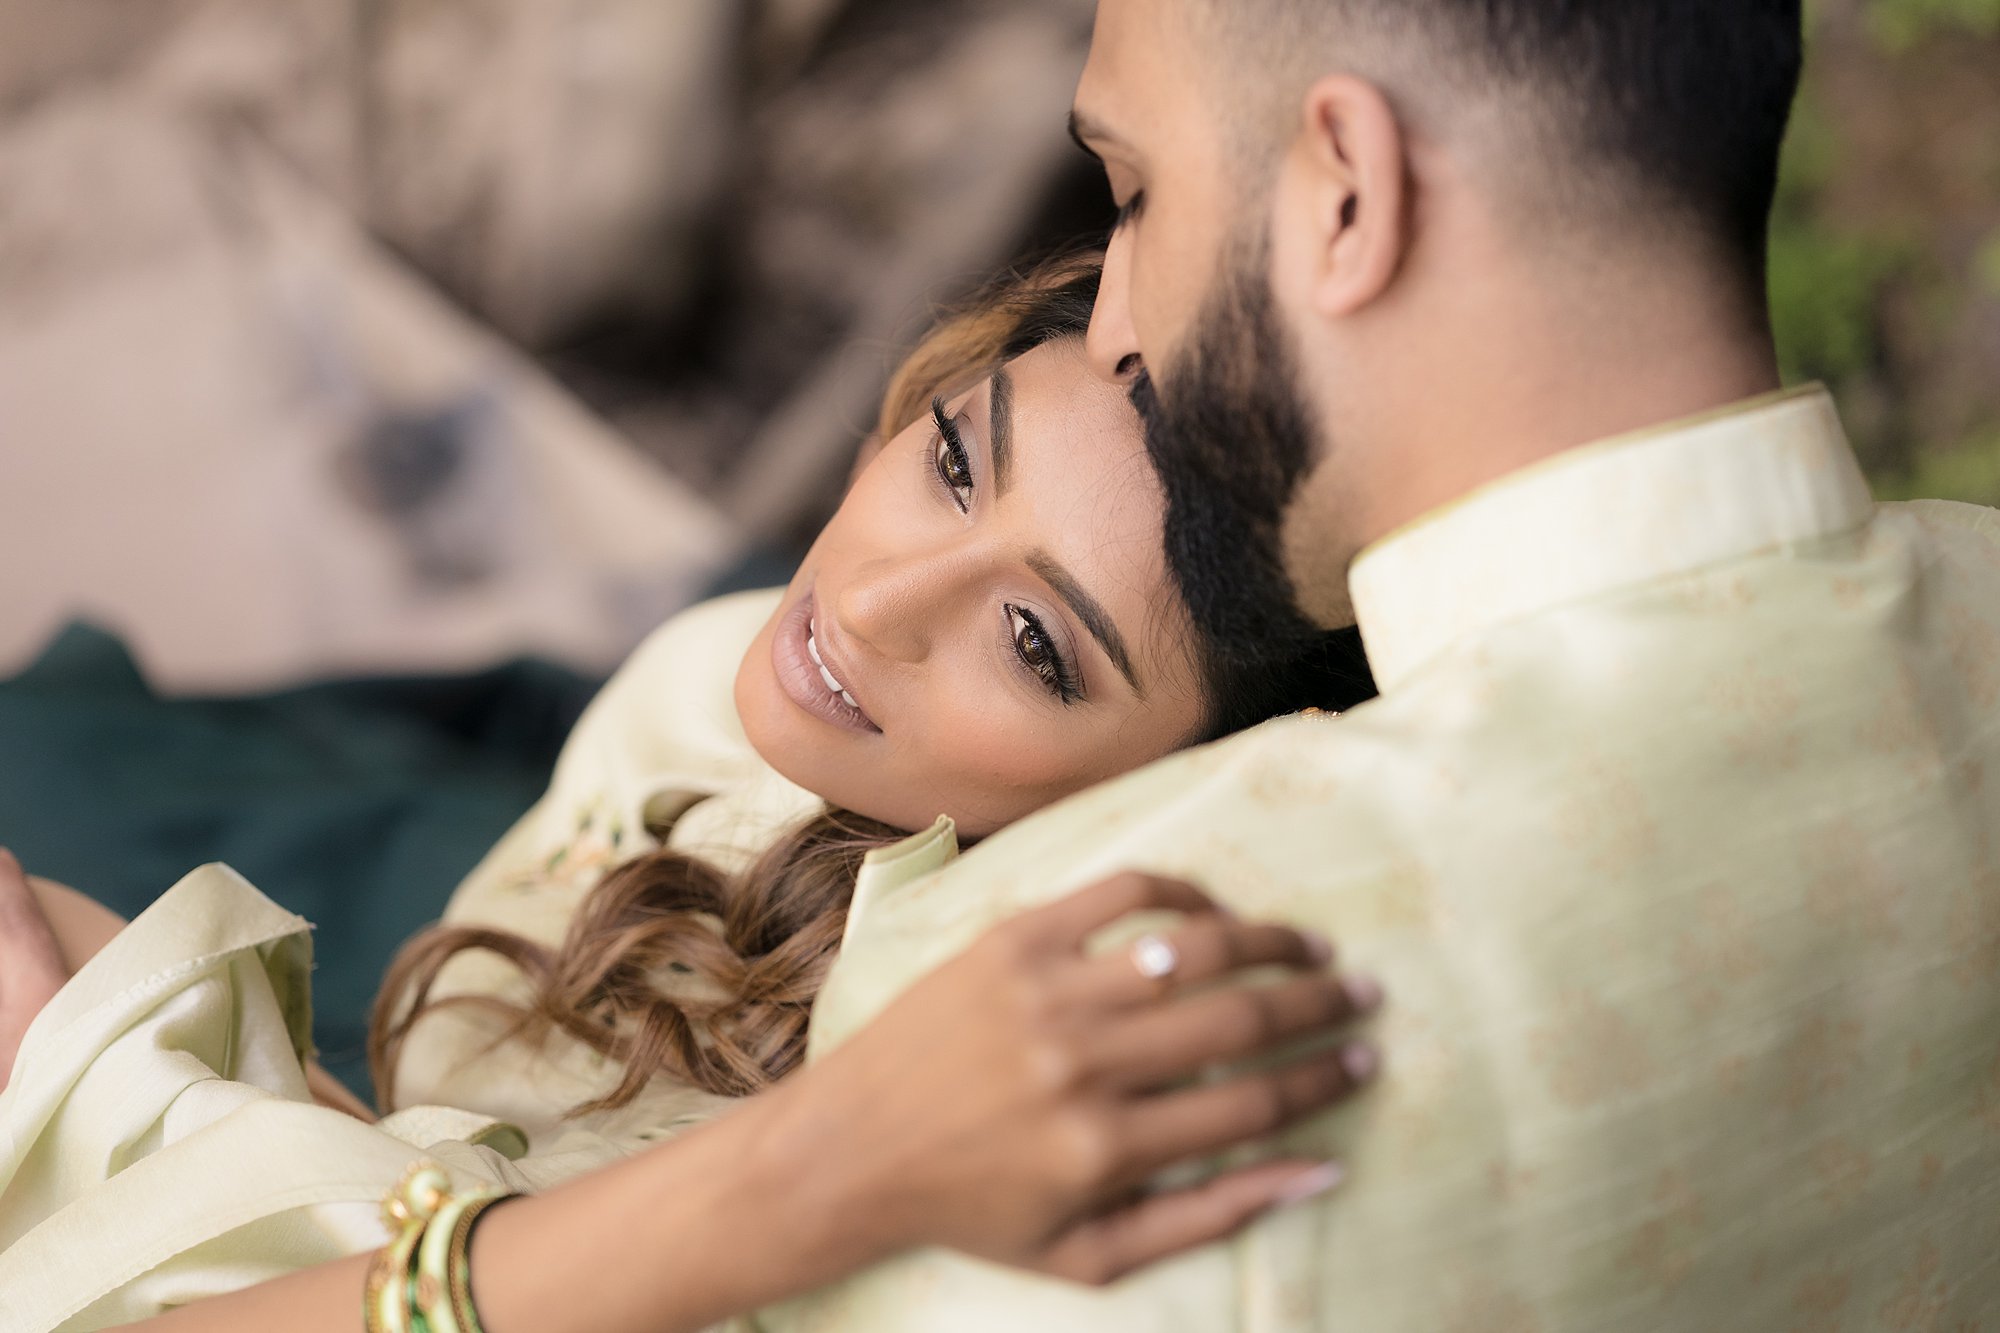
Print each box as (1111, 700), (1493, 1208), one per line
(366, 1162), (452, 1333)
(364, 1206), (426, 1333)
(365, 1160), (520, 1333)
(446, 1193), (517, 1333)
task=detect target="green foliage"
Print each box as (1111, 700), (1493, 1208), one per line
(1867, 0), (2000, 51)
(1766, 92), (1908, 387)
(1979, 230), (2000, 296)
(1874, 430), (2000, 506)
(1768, 226), (1903, 385)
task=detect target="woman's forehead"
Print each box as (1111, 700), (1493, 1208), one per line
(1002, 340), (1147, 479)
(1000, 340), (1200, 690)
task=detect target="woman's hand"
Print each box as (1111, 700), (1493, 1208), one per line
(0, 848), (70, 1091)
(752, 872), (1382, 1287)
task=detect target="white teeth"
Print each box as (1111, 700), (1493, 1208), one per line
(807, 621), (860, 712)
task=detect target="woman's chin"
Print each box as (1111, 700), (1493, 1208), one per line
(735, 629), (1018, 838)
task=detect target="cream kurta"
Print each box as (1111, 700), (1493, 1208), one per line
(756, 387), (2000, 1330)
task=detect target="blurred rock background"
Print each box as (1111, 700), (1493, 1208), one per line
(0, 0), (1106, 688)
(2, 0), (1994, 688)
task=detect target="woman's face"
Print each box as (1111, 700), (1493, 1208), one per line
(736, 338), (1207, 838)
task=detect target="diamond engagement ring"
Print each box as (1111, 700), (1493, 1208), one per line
(1130, 933), (1179, 982)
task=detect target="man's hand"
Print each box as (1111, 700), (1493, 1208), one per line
(0, 847), (70, 1091)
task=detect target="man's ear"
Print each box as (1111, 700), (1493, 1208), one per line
(1292, 75), (1409, 318)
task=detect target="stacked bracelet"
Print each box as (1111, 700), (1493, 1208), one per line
(364, 1160), (519, 1333)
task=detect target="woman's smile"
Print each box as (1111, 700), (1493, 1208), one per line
(772, 592), (881, 734)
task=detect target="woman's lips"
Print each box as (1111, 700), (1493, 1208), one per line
(772, 593), (880, 734)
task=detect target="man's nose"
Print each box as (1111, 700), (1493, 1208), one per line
(1085, 228), (1143, 384)
(833, 550), (966, 666)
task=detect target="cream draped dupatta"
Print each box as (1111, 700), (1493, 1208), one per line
(0, 591), (830, 1330)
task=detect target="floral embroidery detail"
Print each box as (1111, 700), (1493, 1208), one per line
(1530, 987), (1655, 1110)
(1778, 1014), (1866, 1113)
(1877, 1237), (1962, 1333)
(1671, 884), (1766, 1019)
(1711, 664), (1804, 771)
(1618, 1168), (1706, 1294)
(1438, 1276), (1542, 1333)
(1788, 1263), (1852, 1330)
(1807, 1135), (1874, 1215)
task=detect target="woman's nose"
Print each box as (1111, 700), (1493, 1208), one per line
(832, 551), (963, 665)
(1085, 228), (1143, 384)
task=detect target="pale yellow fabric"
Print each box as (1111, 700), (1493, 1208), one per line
(758, 387), (2000, 1330)
(0, 590), (814, 1331)
(392, 586), (823, 1146)
(0, 865), (624, 1333)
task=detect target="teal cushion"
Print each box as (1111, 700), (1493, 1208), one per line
(0, 623), (596, 1101)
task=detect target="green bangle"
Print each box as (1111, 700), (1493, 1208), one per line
(413, 1188), (516, 1333)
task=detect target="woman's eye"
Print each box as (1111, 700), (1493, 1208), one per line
(930, 398), (974, 512)
(934, 434), (973, 506)
(1007, 604), (1078, 703)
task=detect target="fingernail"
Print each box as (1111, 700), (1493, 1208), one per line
(1303, 931), (1335, 966)
(1274, 1161), (1345, 1207)
(1339, 1041), (1379, 1084)
(1343, 974), (1384, 1014)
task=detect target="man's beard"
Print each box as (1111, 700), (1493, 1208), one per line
(1130, 233), (1330, 669)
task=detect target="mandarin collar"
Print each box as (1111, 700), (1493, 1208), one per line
(1348, 385), (1873, 693)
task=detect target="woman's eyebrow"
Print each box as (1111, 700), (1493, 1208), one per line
(1027, 550), (1142, 696)
(988, 367), (1014, 493)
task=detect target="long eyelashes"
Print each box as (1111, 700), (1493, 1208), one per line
(1007, 604), (1082, 705)
(930, 397), (974, 512)
(926, 397), (1080, 705)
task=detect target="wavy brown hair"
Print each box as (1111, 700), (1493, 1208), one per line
(368, 253), (1113, 1114)
(369, 807), (903, 1112)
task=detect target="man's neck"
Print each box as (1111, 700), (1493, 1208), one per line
(1345, 271), (1783, 557)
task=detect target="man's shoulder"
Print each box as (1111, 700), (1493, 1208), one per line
(811, 712), (1421, 1052)
(1881, 496), (2000, 548)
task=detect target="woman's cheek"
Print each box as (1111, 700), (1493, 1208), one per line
(911, 694), (1080, 809)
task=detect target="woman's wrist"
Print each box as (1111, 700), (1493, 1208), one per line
(469, 1085), (910, 1333)
(714, 1069), (924, 1288)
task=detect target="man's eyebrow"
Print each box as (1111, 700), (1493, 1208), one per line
(989, 367), (1014, 494)
(1027, 550), (1143, 696)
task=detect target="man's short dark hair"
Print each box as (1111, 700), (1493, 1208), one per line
(1198, 0), (1804, 285)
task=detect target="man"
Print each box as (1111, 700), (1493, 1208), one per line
(760, 1), (2000, 1328)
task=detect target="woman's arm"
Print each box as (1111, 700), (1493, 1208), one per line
(133, 873), (1380, 1332)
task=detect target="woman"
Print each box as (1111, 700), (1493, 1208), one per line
(376, 253), (1375, 1125)
(0, 256), (1381, 1332)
